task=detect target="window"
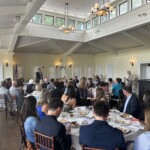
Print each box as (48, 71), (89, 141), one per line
(131, 0), (142, 9)
(86, 20), (91, 30)
(101, 16), (107, 23)
(56, 17), (65, 26)
(92, 16), (99, 27)
(68, 19), (75, 27)
(44, 15), (54, 25)
(76, 21), (84, 30)
(119, 1), (128, 15)
(109, 8), (116, 20)
(32, 13), (42, 24)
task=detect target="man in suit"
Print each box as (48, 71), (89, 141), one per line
(36, 98), (71, 150)
(79, 101), (126, 150)
(121, 86), (140, 118)
(35, 68), (43, 83)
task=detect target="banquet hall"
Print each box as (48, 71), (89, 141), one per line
(0, 0), (150, 149)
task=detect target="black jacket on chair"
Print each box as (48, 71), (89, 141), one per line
(36, 115), (71, 150)
(121, 94), (140, 118)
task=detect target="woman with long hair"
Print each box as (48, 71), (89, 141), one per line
(61, 85), (77, 110)
(20, 96), (38, 144)
(134, 107), (150, 150)
(96, 87), (107, 102)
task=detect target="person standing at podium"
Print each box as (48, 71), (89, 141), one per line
(35, 68), (43, 83)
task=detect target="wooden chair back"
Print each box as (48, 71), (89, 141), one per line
(20, 122), (36, 150)
(81, 145), (104, 150)
(20, 122), (27, 148)
(0, 94), (7, 119)
(34, 130), (54, 150)
(82, 145), (119, 150)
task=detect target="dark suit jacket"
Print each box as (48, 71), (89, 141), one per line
(79, 120), (126, 150)
(36, 71), (43, 82)
(121, 94), (140, 118)
(36, 115), (71, 150)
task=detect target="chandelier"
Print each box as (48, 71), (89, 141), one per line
(91, 0), (114, 16)
(59, 3), (75, 34)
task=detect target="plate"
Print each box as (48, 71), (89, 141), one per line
(81, 120), (88, 125)
(70, 122), (80, 128)
(117, 126), (130, 134)
(115, 119), (131, 126)
(120, 113), (133, 119)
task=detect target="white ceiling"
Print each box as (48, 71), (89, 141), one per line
(0, 0), (150, 55)
(41, 0), (97, 18)
(14, 24), (150, 55)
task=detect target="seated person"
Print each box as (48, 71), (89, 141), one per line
(26, 79), (35, 94)
(61, 85), (77, 110)
(134, 107), (150, 150)
(37, 102), (49, 120)
(50, 81), (63, 99)
(79, 101), (126, 150)
(20, 96), (39, 145)
(121, 86), (140, 118)
(36, 98), (71, 150)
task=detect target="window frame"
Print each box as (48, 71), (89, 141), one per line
(76, 21), (84, 30)
(131, 0), (142, 9)
(56, 17), (65, 26)
(119, 1), (128, 15)
(44, 15), (54, 26)
(86, 20), (91, 30)
(32, 13), (42, 24)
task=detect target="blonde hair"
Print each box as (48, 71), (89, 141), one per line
(78, 77), (87, 89)
(35, 84), (42, 91)
(37, 89), (51, 106)
(144, 107), (150, 131)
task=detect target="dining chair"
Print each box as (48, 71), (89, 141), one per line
(82, 145), (119, 150)
(20, 122), (36, 150)
(111, 90), (124, 109)
(10, 94), (20, 122)
(34, 130), (54, 150)
(0, 94), (8, 119)
(81, 145), (104, 150)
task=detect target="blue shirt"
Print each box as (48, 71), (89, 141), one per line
(24, 116), (38, 144)
(36, 106), (46, 120)
(112, 83), (122, 97)
(134, 131), (150, 150)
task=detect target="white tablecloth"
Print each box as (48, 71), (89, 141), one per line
(58, 107), (144, 150)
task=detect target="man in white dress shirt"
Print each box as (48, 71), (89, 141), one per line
(121, 86), (140, 118)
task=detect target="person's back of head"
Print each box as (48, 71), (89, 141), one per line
(12, 80), (17, 87)
(50, 78), (54, 83)
(96, 87), (105, 100)
(94, 101), (110, 119)
(66, 85), (76, 98)
(122, 86), (132, 94)
(144, 107), (150, 131)
(108, 78), (113, 83)
(144, 91), (150, 107)
(54, 81), (59, 88)
(20, 96), (37, 122)
(1, 80), (7, 87)
(48, 98), (64, 111)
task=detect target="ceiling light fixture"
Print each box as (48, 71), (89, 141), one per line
(59, 3), (75, 34)
(91, 0), (114, 16)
